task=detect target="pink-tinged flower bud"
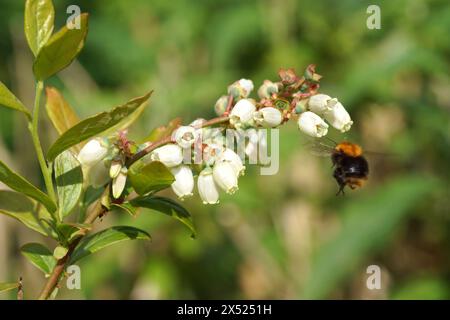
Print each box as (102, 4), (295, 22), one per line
(112, 168), (127, 199)
(214, 96), (229, 116)
(197, 167), (220, 204)
(78, 138), (109, 167)
(150, 144), (183, 167)
(257, 80), (279, 99)
(218, 148), (245, 176)
(170, 165), (194, 200)
(253, 107), (283, 128)
(324, 102), (353, 132)
(297, 111), (329, 137)
(228, 79), (254, 99)
(173, 126), (198, 148)
(229, 99), (256, 129)
(307, 94), (334, 115)
(213, 161), (238, 194)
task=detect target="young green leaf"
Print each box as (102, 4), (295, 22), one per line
(141, 117), (181, 143)
(20, 243), (57, 275)
(0, 81), (31, 119)
(0, 282), (19, 293)
(128, 161), (175, 195)
(69, 226), (151, 264)
(0, 161), (57, 213)
(111, 203), (139, 217)
(47, 91), (152, 161)
(24, 0), (55, 56)
(45, 86), (80, 135)
(33, 13), (88, 80)
(0, 191), (51, 236)
(130, 196), (196, 238)
(54, 150), (83, 219)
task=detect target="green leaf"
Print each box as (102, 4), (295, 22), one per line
(47, 91), (152, 161)
(0, 161), (56, 214)
(24, 0), (55, 56)
(0, 191), (52, 236)
(0, 82), (31, 119)
(142, 117), (181, 143)
(20, 243), (56, 275)
(45, 86), (79, 135)
(128, 161), (174, 195)
(56, 222), (91, 244)
(0, 282), (19, 293)
(55, 150), (83, 219)
(130, 196), (196, 238)
(111, 203), (138, 216)
(33, 13), (88, 80)
(301, 175), (438, 299)
(53, 246), (68, 260)
(70, 226), (151, 264)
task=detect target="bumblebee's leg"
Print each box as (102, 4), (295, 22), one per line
(336, 185), (345, 196)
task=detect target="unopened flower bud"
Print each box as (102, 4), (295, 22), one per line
(109, 160), (123, 179)
(218, 148), (245, 176)
(150, 144), (183, 168)
(173, 126), (198, 148)
(170, 165), (194, 200)
(214, 96), (229, 116)
(229, 99), (256, 129)
(227, 79), (254, 99)
(78, 138), (109, 167)
(324, 102), (353, 132)
(307, 94), (335, 115)
(213, 161), (239, 194)
(112, 168), (127, 199)
(197, 167), (220, 204)
(257, 80), (279, 99)
(253, 107), (283, 128)
(297, 111), (329, 137)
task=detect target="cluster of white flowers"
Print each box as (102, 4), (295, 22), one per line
(297, 93), (353, 137)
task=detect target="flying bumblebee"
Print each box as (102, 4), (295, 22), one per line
(308, 139), (369, 195)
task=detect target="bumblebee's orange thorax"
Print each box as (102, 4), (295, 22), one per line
(335, 142), (363, 157)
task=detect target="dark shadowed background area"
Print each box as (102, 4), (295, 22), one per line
(0, 0), (449, 299)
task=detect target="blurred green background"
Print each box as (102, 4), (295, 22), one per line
(0, 0), (449, 299)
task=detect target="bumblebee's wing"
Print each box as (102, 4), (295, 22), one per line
(303, 138), (335, 157)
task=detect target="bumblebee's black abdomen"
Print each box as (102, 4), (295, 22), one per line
(341, 156), (369, 178)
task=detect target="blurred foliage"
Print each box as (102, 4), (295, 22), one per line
(0, 0), (449, 299)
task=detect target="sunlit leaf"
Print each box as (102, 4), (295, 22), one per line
(33, 13), (88, 80)
(128, 161), (174, 195)
(111, 203), (138, 217)
(47, 91), (152, 161)
(0, 282), (19, 293)
(45, 86), (79, 135)
(0, 161), (56, 213)
(70, 226), (151, 263)
(142, 117), (181, 143)
(0, 82), (31, 119)
(54, 150), (83, 219)
(24, 0), (54, 56)
(20, 243), (56, 275)
(130, 196), (196, 238)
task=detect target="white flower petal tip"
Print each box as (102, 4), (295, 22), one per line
(253, 107), (283, 127)
(324, 102), (353, 132)
(173, 126), (198, 148)
(170, 165), (194, 200)
(197, 168), (220, 204)
(297, 111), (329, 138)
(229, 99), (256, 129)
(307, 94), (333, 115)
(150, 144), (183, 167)
(218, 148), (245, 176)
(228, 79), (254, 99)
(78, 138), (109, 167)
(213, 161), (239, 194)
(112, 169), (127, 199)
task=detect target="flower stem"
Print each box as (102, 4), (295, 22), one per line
(29, 81), (57, 204)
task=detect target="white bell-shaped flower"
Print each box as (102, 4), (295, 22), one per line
(173, 126), (198, 148)
(218, 148), (245, 176)
(308, 94), (334, 115)
(150, 144), (183, 167)
(78, 138), (109, 167)
(229, 99), (256, 129)
(202, 143), (224, 166)
(213, 161), (238, 194)
(297, 111), (329, 137)
(197, 167), (220, 204)
(253, 107), (283, 128)
(324, 102), (353, 132)
(170, 165), (194, 200)
(87, 159), (111, 188)
(228, 79), (254, 99)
